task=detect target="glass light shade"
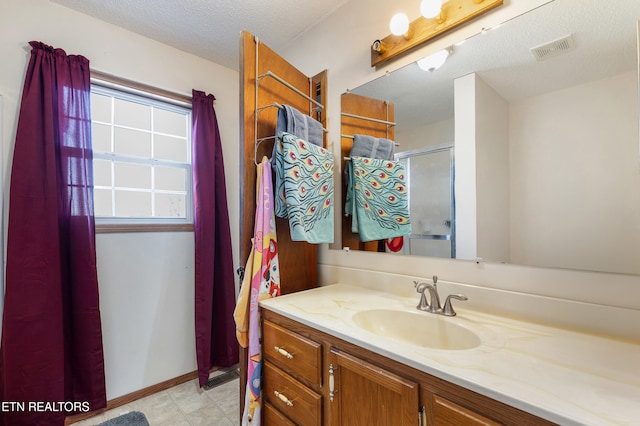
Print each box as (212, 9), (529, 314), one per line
(417, 49), (450, 71)
(390, 13), (410, 36)
(420, 0), (442, 19)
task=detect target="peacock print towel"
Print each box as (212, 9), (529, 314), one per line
(345, 156), (411, 242)
(274, 132), (334, 243)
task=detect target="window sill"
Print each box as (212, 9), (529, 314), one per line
(96, 223), (194, 233)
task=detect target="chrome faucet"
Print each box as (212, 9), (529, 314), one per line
(414, 275), (440, 312)
(424, 275), (441, 313)
(414, 275), (468, 316)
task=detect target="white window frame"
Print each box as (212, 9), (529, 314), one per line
(90, 81), (193, 227)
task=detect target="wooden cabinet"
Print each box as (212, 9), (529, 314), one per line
(328, 348), (419, 425)
(261, 309), (555, 426)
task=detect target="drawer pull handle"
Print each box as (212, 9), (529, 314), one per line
(274, 345), (294, 359)
(274, 390), (294, 407)
(329, 363), (337, 402)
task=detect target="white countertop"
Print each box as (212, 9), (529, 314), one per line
(259, 284), (640, 426)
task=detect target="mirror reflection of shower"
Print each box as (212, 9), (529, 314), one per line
(395, 144), (455, 258)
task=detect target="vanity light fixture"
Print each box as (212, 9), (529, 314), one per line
(390, 13), (410, 36)
(372, 0), (503, 67)
(420, 0), (443, 19)
(417, 47), (452, 72)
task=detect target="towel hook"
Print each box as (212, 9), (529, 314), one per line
(254, 135), (278, 166)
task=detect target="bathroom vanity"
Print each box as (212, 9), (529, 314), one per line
(260, 284), (640, 425)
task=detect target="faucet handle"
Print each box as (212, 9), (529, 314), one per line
(442, 294), (468, 316)
(414, 281), (430, 310)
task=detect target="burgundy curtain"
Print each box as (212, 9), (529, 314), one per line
(0, 42), (106, 426)
(192, 90), (238, 387)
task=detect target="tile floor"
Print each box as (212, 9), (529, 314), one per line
(72, 376), (239, 426)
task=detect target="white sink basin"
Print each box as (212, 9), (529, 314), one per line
(352, 309), (481, 350)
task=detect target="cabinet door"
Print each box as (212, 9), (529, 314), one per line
(328, 348), (419, 426)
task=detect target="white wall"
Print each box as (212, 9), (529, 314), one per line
(510, 71), (640, 274)
(454, 73), (511, 263)
(474, 75), (510, 264)
(283, 0), (640, 341)
(454, 74), (478, 260)
(396, 118), (454, 151)
(0, 0), (240, 399)
(96, 233), (196, 399)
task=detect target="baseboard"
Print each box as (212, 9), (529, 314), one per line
(64, 370), (199, 425)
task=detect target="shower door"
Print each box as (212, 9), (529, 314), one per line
(396, 143), (455, 258)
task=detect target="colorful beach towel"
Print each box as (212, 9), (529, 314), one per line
(274, 132), (334, 243)
(235, 157), (280, 426)
(345, 156), (411, 242)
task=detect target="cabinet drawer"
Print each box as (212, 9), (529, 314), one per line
(263, 319), (322, 386)
(432, 395), (501, 426)
(264, 362), (322, 426)
(264, 402), (297, 426)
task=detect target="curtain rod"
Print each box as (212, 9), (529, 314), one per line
(90, 69), (192, 106)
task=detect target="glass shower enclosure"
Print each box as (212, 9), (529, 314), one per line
(395, 143), (455, 258)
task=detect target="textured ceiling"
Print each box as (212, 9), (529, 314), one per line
(352, 0), (640, 129)
(51, 0), (638, 130)
(50, 0), (350, 70)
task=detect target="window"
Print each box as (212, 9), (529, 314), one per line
(90, 82), (192, 228)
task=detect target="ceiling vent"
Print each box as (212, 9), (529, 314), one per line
(530, 34), (575, 61)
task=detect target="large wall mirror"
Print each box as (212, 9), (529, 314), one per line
(339, 0), (640, 275)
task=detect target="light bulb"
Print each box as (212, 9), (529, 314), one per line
(420, 0), (442, 19)
(417, 48), (451, 72)
(389, 13), (410, 36)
